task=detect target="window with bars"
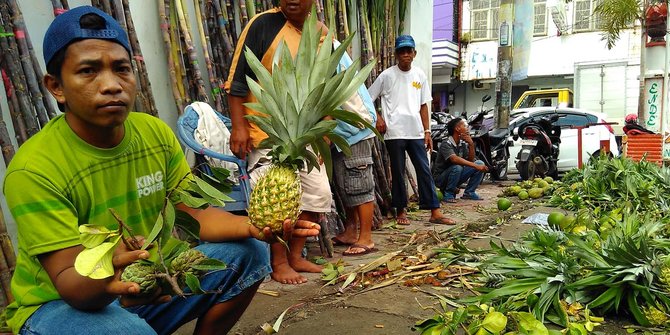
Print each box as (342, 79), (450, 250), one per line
(573, 0), (604, 32)
(471, 0), (500, 40)
(534, 0), (547, 36)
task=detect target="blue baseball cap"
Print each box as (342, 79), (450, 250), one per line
(43, 5), (131, 66)
(395, 35), (415, 50)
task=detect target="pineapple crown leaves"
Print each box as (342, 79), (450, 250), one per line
(243, 6), (377, 176)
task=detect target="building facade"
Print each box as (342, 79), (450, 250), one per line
(450, 0), (641, 126)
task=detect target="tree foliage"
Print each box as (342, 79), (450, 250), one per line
(594, 0), (644, 49)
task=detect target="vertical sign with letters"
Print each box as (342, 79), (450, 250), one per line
(644, 78), (663, 133)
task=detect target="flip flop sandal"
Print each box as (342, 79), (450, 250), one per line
(395, 217), (411, 225)
(342, 244), (377, 256)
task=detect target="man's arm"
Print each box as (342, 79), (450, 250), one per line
(447, 141), (488, 172)
(367, 74), (382, 102)
(448, 154), (483, 170)
(228, 94), (252, 159)
(224, 17), (264, 160)
(419, 103), (432, 151)
(462, 133), (476, 161)
(367, 76), (386, 134)
(177, 204), (321, 243)
(39, 241), (157, 311)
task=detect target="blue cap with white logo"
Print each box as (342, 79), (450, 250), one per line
(395, 35), (415, 50)
(43, 6), (131, 66)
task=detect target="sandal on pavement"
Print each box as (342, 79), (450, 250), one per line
(342, 244), (377, 256)
(396, 217), (411, 225)
(428, 217), (457, 225)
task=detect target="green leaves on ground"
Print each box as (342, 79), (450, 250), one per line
(413, 305), (549, 335)
(443, 158), (670, 332)
(321, 260), (346, 285)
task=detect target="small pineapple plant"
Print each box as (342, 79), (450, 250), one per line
(242, 8), (377, 237)
(74, 171), (230, 296)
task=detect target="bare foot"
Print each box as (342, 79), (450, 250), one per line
(270, 261), (307, 284)
(332, 233), (357, 246)
(428, 215), (456, 225)
(289, 257), (323, 273)
(396, 211), (410, 225)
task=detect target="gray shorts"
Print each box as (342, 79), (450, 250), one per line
(333, 139), (375, 207)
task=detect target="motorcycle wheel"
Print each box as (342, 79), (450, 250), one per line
(518, 150), (539, 180)
(475, 150), (494, 180)
(492, 162), (508, 181)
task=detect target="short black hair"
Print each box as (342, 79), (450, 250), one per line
(447, 117), (463, 136)
(46, 13), (107, 80)
(395, 46), (414, 54)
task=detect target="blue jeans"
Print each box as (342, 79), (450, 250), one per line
(385, 139), (439, 210)
(435, 160), (485, 198)
(19, 239), (271, 335)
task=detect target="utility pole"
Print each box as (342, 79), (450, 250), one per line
(494, 0), (514, 129)
(639, 0), (649, 124)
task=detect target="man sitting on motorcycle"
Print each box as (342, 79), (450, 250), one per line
(432, 118), (489, 202)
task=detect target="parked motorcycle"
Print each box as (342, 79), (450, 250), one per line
(468, 95), (509, 180)
(430, 109), (454, 161)
(514, 114), (561, 180)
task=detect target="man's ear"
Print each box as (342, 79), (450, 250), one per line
(43, 74), (65, 106)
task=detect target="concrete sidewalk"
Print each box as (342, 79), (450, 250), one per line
(176, 181), (630, 335)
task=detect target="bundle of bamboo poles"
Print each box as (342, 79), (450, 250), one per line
(158, 0), (277, 114)
(0, 208), (13, 310)
(92, 0), (158, 116)
(159, 0), (209, 113)
(157, 0), (407, 236)
(0, 0), (57, 148)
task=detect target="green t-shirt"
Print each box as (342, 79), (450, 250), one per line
(3, 112), (191, 333)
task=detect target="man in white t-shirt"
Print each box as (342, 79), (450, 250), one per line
(368, 35), (455, 226)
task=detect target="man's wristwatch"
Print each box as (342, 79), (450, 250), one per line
(424, 129), (431, 134)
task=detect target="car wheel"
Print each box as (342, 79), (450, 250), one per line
(588, 149), (613, 165)
(518, 150), (539, 180)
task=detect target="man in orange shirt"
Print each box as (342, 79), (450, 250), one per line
(225, 0), (329, 285)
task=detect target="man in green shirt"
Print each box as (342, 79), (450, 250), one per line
(2, 6), (319, 334)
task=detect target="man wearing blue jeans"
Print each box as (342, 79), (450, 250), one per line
(432, 117), (489, 202)
(368, 35), (455, 226)
(3, 7), (320, 335)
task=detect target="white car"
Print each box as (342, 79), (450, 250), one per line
(506, 107), (620, 174)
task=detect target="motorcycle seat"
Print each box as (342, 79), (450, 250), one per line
(489, 128), (509, 140)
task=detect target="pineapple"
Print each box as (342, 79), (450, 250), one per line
(242, 8), (377, 235)
(658, 256), (670, 286)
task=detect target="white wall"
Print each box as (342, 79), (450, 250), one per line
(457, 0), (642, 119)
(405, 0), (434, 95)
(461, 30), (641, 81)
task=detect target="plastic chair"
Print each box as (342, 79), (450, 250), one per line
(176, 107), (251, 212)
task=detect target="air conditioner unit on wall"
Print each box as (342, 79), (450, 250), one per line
(472, 80), (491, 91)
